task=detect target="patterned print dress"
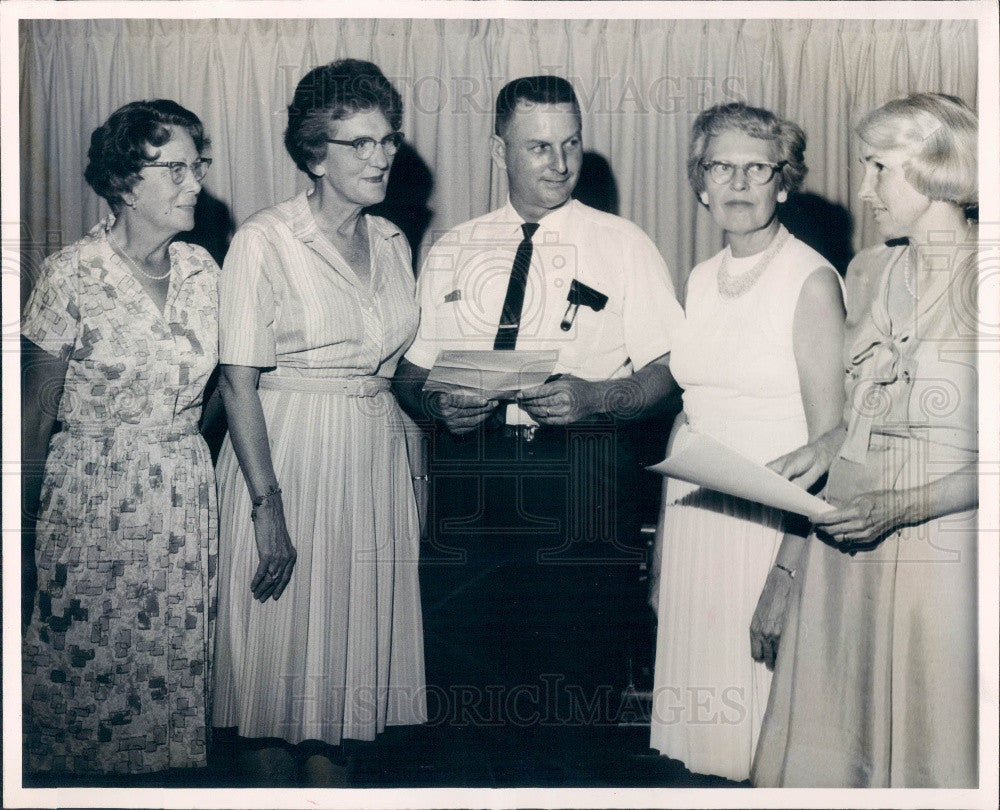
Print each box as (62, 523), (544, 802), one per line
(21, 221), (219, 774)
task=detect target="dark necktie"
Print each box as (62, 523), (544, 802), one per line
(493, 222), (539, 350)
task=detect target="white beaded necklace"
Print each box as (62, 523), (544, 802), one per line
(717, 226), (792, 298)
(107, 227), (171, 281)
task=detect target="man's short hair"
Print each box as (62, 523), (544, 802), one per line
(494, 75), (581, 138)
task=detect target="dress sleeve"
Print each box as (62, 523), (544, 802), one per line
(403, 242), (446, 371)
(219, 223), (278, 367)
(622, 230), (683, 371)
(21, 249), (79, 360)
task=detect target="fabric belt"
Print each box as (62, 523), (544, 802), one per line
(66, 421), (199, 441)
(258, 375), (390, 397)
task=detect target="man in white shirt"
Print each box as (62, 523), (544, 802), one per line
(395, 75), (682, 728)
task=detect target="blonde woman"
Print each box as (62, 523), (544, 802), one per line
(753, 93), (979, 788)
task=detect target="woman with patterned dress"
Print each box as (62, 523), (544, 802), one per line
(753, 93), (979, 788)
(648, 103), (846, 781)
(21, 100), (218, 776)
(212, 59), (426, 786)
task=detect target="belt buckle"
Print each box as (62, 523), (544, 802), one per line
(503, 424), (537, 442)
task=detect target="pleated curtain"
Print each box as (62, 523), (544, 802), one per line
(19, 18), (977, 304)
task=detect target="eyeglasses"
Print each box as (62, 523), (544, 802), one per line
(142, 158), (213, 185)
(325, 132), (405, 161)
(700, 160), (787, 186)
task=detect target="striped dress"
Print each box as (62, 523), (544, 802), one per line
(212, 192), (426, 745)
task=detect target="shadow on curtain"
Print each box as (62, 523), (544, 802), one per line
(19, 17), (977, 303)
(370, 141), (435, 275)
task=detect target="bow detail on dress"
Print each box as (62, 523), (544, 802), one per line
(849, 333), (908, 385)
(839, 332), (909, 464)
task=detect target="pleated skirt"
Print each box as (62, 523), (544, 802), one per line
(212, 387), (427, 745)
(650, 422), (786, 782)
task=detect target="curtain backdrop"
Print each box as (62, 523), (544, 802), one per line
(19, 17), (977, 303)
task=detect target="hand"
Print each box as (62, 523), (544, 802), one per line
(647, 523), (664, 617)
(250, 496), (297, 601)
(433, 392), (499, 435)
(750, 565), (795, 670)
(647, 568), (660, 617)
(767, 438), (835, 490)
(412, 476), (429, 539)
(812, 489), (912, 552)
(517, 375), (602, 425)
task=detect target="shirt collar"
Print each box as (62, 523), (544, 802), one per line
(84, 213), (211, 283)
(499, 197), (577, 239)
(289, 190), (404, 244)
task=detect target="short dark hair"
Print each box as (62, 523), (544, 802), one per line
(494, 75), (581, 138)
(285, 59), (403, 177)
(688, 103), (807, 202)
(84, 99), (208, 213)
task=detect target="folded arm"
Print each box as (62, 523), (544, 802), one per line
(813, 464), (977, 550)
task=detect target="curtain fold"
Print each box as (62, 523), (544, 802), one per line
(20, 17), (976, 302)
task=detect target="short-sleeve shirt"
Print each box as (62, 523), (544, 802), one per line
(21, 219), (218, 428)
(406, 199), (682, 381)
(219, 192), (417, 382)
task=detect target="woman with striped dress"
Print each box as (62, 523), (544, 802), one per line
(212, 59), (426, 786)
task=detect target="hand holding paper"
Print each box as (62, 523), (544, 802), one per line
(433, 390), (499, 435)
(648, 430), (833, 520)
(423, 349), (559, 399)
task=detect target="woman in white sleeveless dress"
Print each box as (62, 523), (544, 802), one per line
(649, 104), (846, 781)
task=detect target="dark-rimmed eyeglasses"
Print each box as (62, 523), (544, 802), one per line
(325, 132), (405, 161)
(142, 158), (213, 185)
(700, 160), (787, 186)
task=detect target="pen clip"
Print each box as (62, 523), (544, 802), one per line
(560, 302), (580, 331)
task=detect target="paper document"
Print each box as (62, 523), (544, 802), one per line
(647, 430), (834, 519)
(423, 350), (559, 399)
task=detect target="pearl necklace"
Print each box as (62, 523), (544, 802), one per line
(717, 226), (791, 298)
(107, 227), (171, 281)
(902, 246), (918, 299)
